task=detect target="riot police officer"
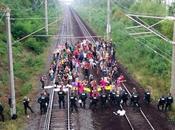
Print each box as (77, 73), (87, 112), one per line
(131, 92), (140, 108)
(100, 91), (108, 109)
(109, 90), (116, 106)
(0, 102), (4, 122)
(79, 91), (87, 108)
(44, 91), (50, 109)
(23, 96), (34, 115)
(115, 91), (121, 109)
(57, 88), (66, 109)
(144, 90), (151, 104)
(121, 90), (128, 106)
(70, 93), (78, 112)
(38, 93), (47, 115)
(165, 93), (173, 111)
(89, 94), (98, 110)
(157, 95), (166, 111)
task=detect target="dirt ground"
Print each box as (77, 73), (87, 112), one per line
(118, 61), (175, 130)
(24, 7), (175, 130)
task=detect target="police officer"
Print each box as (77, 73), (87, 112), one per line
(89, 93), (98, 110)
(144, 89), (151, 104)
(131, 92), (140, 108)
(165, 93), (173, 111)
(100, 91), (108, 109)
(70, 93), (78, 112)
(23, 96), (34, 115)
(121, 90), (128, 106)
(0, 102), (4, 122)
(38, 93), (47, 115)
(109, 90), (116, 106)
(44, 91), (50, 109)
(57, 87), (66, 109)
(157, 95), (166, 111)
(79, 91), (87, 108)
(115, 91), (122, 109)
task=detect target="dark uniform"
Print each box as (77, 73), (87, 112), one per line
(157, 96), (166, 111)
(121, 90), (128, 106)
(115, 93), (121, 109)
(109, 91), (116, 106)
(144, 91), (151, 104)
(23, 97), (34, 115)
(100, 93), (108, 109)
(57, 90), (66, 109)
(38, 94), (47, 115)
(0, 103), (4, 122)
(131, 93), (139, 108)
(89, 95), (98, 110)
(44, 91), (50, 109)
(165, 94), (173, 111)
(79, 92), (87, 108)
(70, 94), (78, 112)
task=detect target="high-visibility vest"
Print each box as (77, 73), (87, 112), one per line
(106, 85), (112, 90)
(84, 87), (91, 92)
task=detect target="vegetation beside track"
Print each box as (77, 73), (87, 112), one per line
(0, 0), (62, 129)
(73, 0), (173, 100)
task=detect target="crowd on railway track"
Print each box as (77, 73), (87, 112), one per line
(35, 38), (174, 115)
(0, 39), (174, 122)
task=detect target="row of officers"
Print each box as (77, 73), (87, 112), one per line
(54, 88), (174, 112)
(0, 88), (173, 121)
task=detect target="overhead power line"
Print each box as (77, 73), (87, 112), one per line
(111, 0), (172, 62)
(13, 18), (60, 44)
(10, 17), (58, 20)
(128, 29), (172, 62)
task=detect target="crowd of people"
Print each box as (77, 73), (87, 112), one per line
(37, 38), (173, 114)
(0, 38), (174, 122)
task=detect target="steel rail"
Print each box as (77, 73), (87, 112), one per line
(42, 14), (66, 130)
(66, 7), (71, 130)
(44, 7), (73, 130)
(43, 89), (54, 130)
(43, 46), (61, 130)
(122, 83), (155, 130)
(71, 9), (96, 44)
(71, 8), (156, 130)
(71, 8), (136, 130)
(120, 105), (135, 130)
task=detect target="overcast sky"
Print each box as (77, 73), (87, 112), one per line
(164, 0), (174, 5)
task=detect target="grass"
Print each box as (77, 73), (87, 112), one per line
(75, 5), (171, 98)
(0, 18), (61, 129)
(0, 117), (26, 130)
(74, 4), (175, 121)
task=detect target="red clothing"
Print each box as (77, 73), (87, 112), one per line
(73, 49), (79, 56)
(78, 82), (84, 94)
(100, 79), (107, 88)
(84, 62), (90, 69)
(87, 52), (93, 59)
(116, 75), (125, 86)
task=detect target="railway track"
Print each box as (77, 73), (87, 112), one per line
(118, 83), (155, 130)
(42, 7), (73, 130)
(39, 6), (158, 130)
(71, 7), (157, 130)
(41, 7), (98, 130)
